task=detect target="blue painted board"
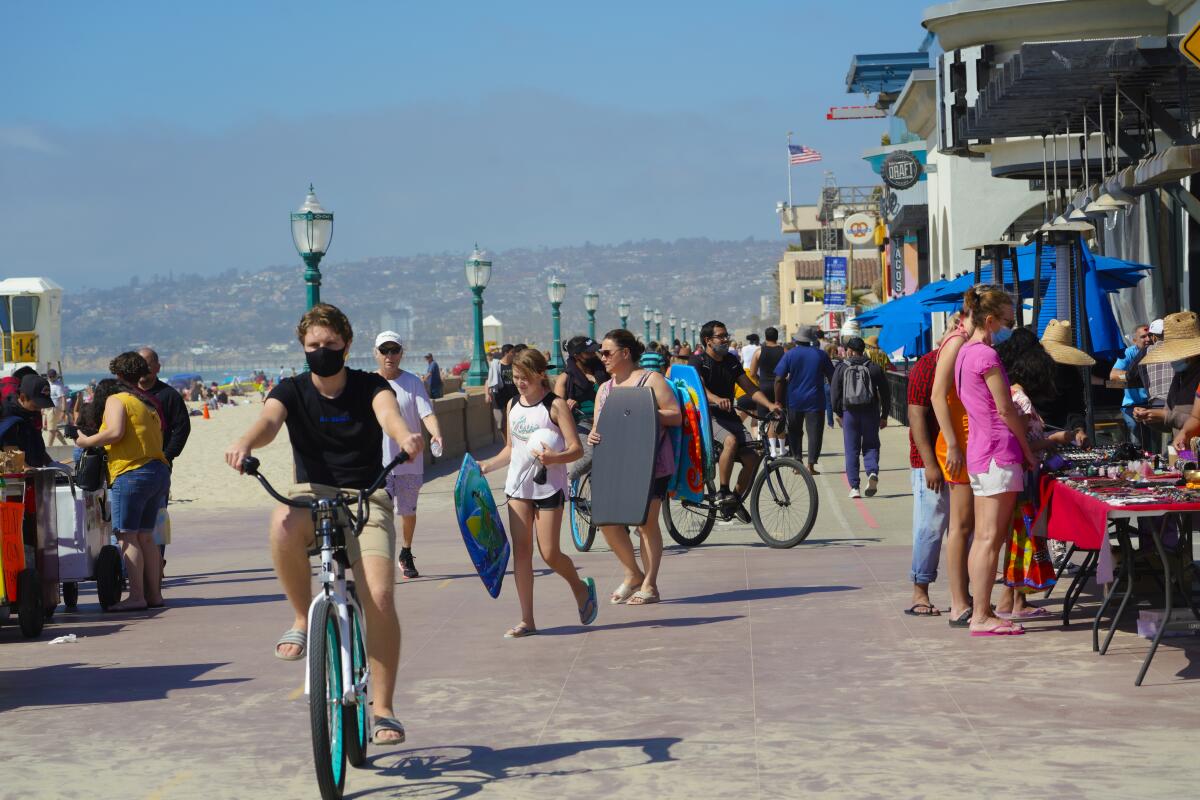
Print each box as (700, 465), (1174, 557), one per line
(453, 454), (510, 598)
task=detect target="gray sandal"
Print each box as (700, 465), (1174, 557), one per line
(371, 715), (407, 745)
(274, 628), (307, 661)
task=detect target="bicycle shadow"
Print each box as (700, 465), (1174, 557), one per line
(348, 737), (681, 799)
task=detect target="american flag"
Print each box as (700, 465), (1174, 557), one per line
(788, 144), (822, 165)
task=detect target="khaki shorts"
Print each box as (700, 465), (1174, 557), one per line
(287, 483), (396, 564)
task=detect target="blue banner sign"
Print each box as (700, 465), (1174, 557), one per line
(824, 256), (847, 311)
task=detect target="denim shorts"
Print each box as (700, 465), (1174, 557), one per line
(110, 460), (171, 533)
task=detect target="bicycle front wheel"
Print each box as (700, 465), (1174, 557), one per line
(343, 601), (369, 768)
(309, 597), (347, 799)
(569, 475), (597, 552)
(663, 493), (716, 547)
(750, 457), (818, 548)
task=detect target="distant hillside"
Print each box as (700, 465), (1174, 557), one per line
(62, 238), (782, 371)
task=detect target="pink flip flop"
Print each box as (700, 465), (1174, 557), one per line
(970, 622), (1025, 637)
(998, 607), (1052, 620)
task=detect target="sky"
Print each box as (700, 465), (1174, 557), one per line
(2, 1), (929, 287)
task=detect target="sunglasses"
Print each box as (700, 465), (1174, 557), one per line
(378, 346), (402, 356)
(597, 348), (624, 359)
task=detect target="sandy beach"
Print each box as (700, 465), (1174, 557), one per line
(168, 399), (293, 510)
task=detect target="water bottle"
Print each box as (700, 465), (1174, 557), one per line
(430, 440), (443, 458)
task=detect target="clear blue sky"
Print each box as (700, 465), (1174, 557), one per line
(3, 1), (929, 286)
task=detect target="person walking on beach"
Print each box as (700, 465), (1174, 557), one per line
(224, 304), (423, 745)
(375, 332), (444, 580)
(904, 338), (949, 617)
(589, 329), (681, 605)
(75, 353), (171, 613)
(137, 346), (192, 576)
(831, 336), (890, 498)
(490, 344), (518, 432)
(955, 286), (1036, 637)
(553, 336), (608, 483)
(44, 369), (68, 446)
(477, 348), (597, 638)
(773, 326), (833, 474)
(423, 353), (444, 400)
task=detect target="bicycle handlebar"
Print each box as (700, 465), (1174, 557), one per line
(240, 450), (410, 510)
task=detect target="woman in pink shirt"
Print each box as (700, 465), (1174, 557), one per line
(955, 286), (1037, 637)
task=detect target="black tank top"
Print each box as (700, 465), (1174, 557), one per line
(756, 344), (785, 386)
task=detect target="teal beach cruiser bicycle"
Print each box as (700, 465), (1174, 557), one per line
(242, 451), (407, 800)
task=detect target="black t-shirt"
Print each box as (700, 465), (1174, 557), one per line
(689, 351), (746, 422)
(267, 369), (395, 490)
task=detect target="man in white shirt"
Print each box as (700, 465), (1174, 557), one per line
(375, 331), (443, 579)
(45, 369), (68, 446)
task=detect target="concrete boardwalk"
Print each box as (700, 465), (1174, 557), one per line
(5, 427), (1200, 799)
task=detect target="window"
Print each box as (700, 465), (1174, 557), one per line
(802, 289), (820, 303)
(789, 290), (796, 305)
(11, 296), (39, 332)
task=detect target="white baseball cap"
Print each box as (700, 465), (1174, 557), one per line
(374, 331), (403, 348)
(1149, 319), (1164, 336)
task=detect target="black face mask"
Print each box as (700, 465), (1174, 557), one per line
(306, 346), (346, 377)
(582, 355), (602, 371)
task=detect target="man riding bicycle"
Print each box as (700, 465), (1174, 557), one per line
(225, 304), (423, 746)
(690, 320), (781, 521)
(553, 335), (609, 482)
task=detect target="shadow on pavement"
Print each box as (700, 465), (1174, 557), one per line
(539, 615), (742, 635)
(161, 593), (288, 608)
(664, 585), (858, 605)
(349, 737), (681, 799)
(800, 537), (883, 547)
(0, 661), (249, 712)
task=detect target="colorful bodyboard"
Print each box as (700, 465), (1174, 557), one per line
(667, 380), (706, 503)
(667, 365), (714, 476)
(453, 454), (510, 598)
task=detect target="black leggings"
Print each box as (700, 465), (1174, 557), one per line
(785, 409), (825, 466)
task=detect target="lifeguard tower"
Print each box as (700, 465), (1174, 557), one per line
(483, 314), (503, 353)
(0, 278), (63, 374)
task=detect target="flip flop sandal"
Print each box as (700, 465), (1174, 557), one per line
(999, 607), (1053, 620)
(611, 581), (641, 605)
(627, 590), (660, 605)
(274, 628), (307, 661)
(370, 715), (407, 745)
(970, 622), (1026, 637)
(579, 577), (599, 625)
(504, 623), (538, 639)
(948, 609), (973, 628)
(904, 603), (941, 617)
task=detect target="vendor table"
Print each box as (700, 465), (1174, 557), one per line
(1037, 477), (1200, 685)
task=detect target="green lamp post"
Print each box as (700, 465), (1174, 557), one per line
(584, 287), (599, 340)
(642, 305), (652, 343)
(669, 314), (677, 344)
(618, 299), (630, 330)
(680, 319), (689, 347)
(291, 185), (334, 309)
(548, 276), (566, 373)
(654, 309), (663, 342)
(465, 245), (492, 387)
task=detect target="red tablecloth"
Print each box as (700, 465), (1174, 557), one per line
(1037, 477), (1200, 550)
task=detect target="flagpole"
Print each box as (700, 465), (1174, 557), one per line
(786, 131), (794, 206)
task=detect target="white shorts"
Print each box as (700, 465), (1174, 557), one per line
(968, 459), (1024, 497)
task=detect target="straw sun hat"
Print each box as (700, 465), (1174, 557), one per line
(1142, 311), (1200, 364)
(1039, 319), (1096, 366)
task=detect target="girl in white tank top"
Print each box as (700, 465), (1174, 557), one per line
(478, 349), (598, 638)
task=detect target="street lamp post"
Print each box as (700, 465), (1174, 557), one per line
(548, 276), (567, 373)
(584, 287), (599, 340)
(654, 309), (663, 342)
(465, 245), (493, 387)
(618, 299), (630, 330)
(680, 319), (689, 347)
(669, 314), (677, 344)
(642, 306), (653, 343)
(290, 184), (334, 309)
